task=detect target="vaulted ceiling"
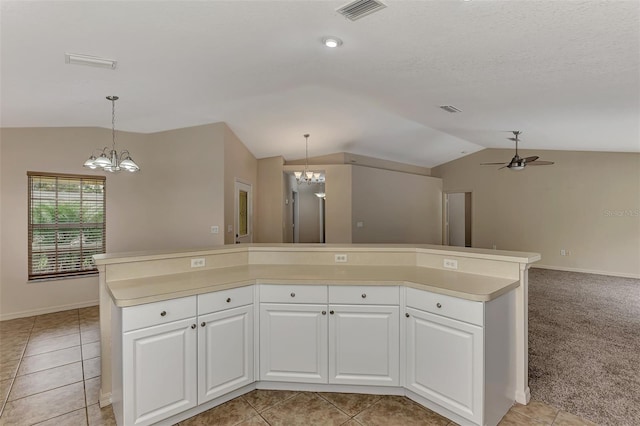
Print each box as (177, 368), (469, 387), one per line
(1, 1), (638, 167)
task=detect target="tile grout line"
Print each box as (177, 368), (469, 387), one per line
(0, 315), (36, 418)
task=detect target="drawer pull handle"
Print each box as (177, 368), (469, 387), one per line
(201, 322), (206, 327)
(226, 297), (231, 303)
(330, 310), (335, 315)
(361, 293), (367, 298)
(290, 292), (296, 297)
(191, 324), (197, 329)
(322, 311), (327, 315)
(406, 313), (410, 318)
(436, 303), (442, 308)
(160, 311), (167, 317)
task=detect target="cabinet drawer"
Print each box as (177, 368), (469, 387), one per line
(260, 284), (327, 304)
(329, 286), (399, 305)
(122, 296), (196, 332)
(406, 288), (483, 326)
(198, 286), (253, 315)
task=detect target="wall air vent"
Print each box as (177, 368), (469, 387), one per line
(439, 105), (462, 113)
(337, 0), (387, 21)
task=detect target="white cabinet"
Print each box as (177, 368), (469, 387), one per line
(119, 297), (198, 425)
(115, 288), (254, 426)
(259, 285), (399, 387)
(404, 287), (515, 426)
(198, 304), (253, 403)
(197, 286), (254, 403)
(329, 304), (399, 386)
(260, 303), (328, 383)
(405, 307), (483, 424)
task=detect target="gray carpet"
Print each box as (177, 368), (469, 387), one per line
(528, 268), (640, 426)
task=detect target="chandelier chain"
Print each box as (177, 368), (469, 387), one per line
(111, 98), (116, 151)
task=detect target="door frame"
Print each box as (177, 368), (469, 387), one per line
(234, 179), (253, 244)
(443, 190), (473, 247)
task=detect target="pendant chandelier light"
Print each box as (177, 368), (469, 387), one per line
(294, 134), (323, 184)
(83, 96), (140, 173)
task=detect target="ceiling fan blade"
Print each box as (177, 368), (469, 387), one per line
(481, 162), (510, 165)
(526, 161), (554, 166)
(498, 165), (510, 170)
(523, 156), (539, 162)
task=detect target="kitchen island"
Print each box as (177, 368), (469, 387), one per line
(95, 244), (540, 426)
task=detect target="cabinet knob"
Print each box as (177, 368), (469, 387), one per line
(361, 293), (367, 299)
(436, 303), (442, 308)
(160, 311), (167, 317)
(191, 324), (197, 329)
(226, 297), (231, 303)
(406, 313), (410, 318)
(322, 311), (327, 315)
(201, 322), (206, 327)
(290, 292), (296, 298)
(330, 310), (335, 315)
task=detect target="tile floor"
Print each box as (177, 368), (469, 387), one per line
(0, 307), (597, 426)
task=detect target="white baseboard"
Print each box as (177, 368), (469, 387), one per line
(532, 264), (640, 279)
(0, 299), (99, 321)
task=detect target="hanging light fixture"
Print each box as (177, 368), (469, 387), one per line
(83, 96), (140, 173)
(294, 134), (324, 184)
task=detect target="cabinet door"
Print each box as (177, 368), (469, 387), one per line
(260, 303), (328, 383)
(123, 317), (197, 426)
(198, 305), (254, 403)
(405, 307), (483, 424)
(329, 305), (399, 386)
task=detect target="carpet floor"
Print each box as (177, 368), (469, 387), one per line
(528, 268), (640, 426)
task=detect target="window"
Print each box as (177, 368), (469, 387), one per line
(28, 172), (106, 280)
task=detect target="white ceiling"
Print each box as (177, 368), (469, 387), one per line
(1, 0), (639, 167)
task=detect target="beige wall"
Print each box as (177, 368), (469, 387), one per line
(432, 149), (640, 277)
(223, 125), (258, 244)
(324, 165), (353, 243)
(351, 166), (443, 244)
(0, 124), (228, 319)
(256, 157), (285, 243)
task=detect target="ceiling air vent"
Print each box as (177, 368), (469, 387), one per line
(337, 0), (387, 21)
(439, 105), (462, 113)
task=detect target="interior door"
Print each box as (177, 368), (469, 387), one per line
(235, 180), (252, 244)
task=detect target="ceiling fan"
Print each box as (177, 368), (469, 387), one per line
(481, 131), (554, 171)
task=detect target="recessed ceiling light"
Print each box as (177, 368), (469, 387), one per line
(322, 37), (343, 48)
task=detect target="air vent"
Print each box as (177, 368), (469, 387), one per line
(439, 105), (462, 113)
(337, 0), (387, 21)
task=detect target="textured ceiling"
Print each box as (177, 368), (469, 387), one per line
(1, 1), (639, 167)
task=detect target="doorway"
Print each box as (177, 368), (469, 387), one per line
(235, 180), (253, 244)
(445, 192), (472, 247)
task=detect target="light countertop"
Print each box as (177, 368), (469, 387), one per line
(107, 264), (519, 307)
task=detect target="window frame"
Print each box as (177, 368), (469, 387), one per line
(27, 171), (106, 281)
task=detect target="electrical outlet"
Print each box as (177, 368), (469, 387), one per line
(443, 259), (458, 269)
(560, 249), (566, 256)
(227, 225), (233, 233)
(356, 221), (364, 228)
(334, 254), (348, 263)
(191, 258), (205, 268)
(210, 226), (219, 234)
